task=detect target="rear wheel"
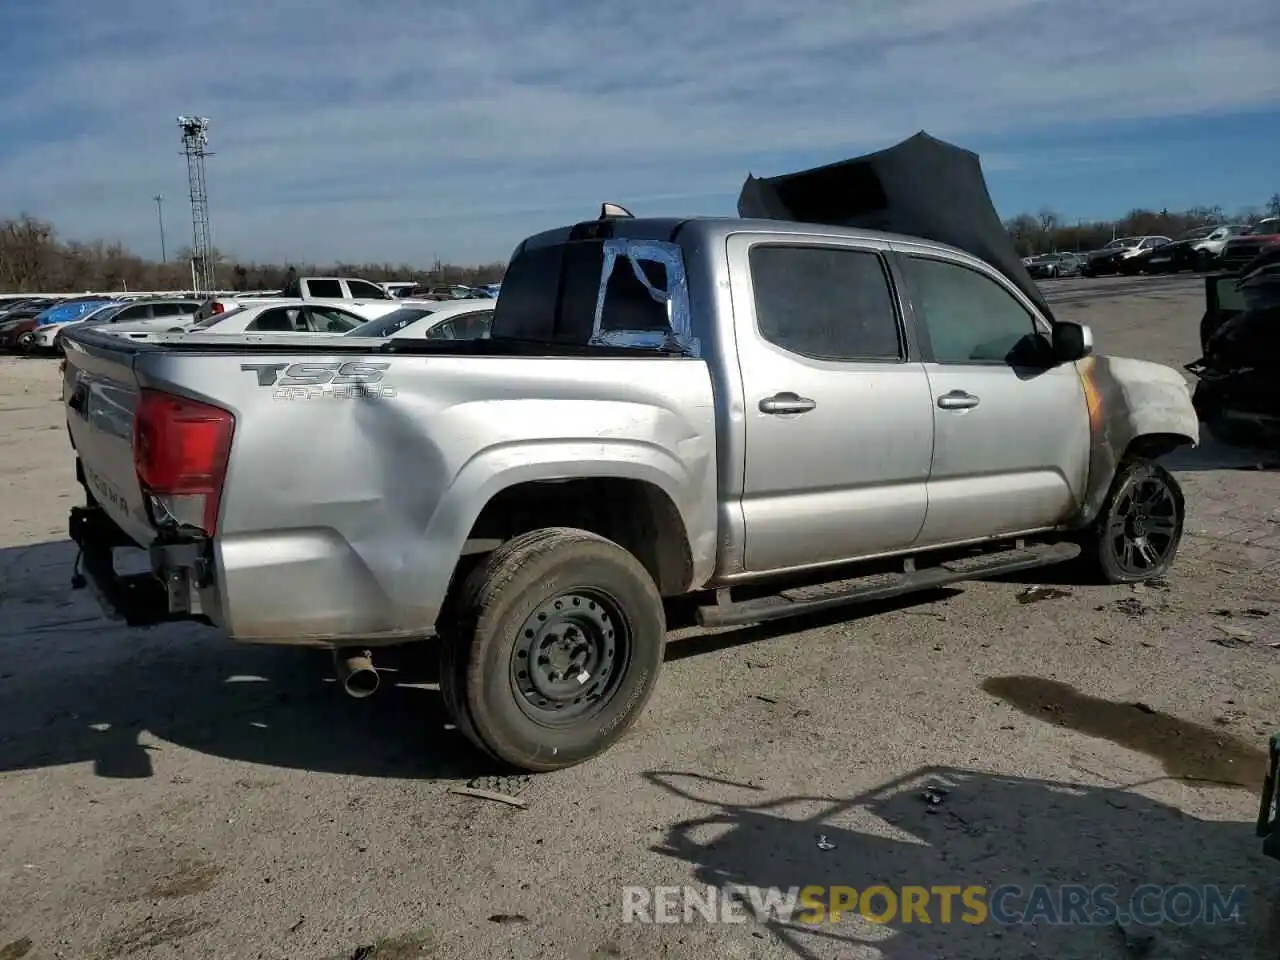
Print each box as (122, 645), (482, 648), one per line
(438, 527), (666, 771)
(1077, 458), (1185, 584)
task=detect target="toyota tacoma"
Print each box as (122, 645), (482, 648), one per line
(60, 133), (1200, 771)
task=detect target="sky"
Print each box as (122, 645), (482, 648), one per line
(0, 0), (1277, 266)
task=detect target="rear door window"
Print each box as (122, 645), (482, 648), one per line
(424, 310), (495, 340)
(747, 244), (903, 361)
(306, 307), (363, 332)
(246, 307), (302, 332)
(346, 280), (390, 300)
(111, 304), (152, 322)
(306, 279), (343, 298)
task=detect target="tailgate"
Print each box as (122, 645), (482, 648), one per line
(62, 329), (155, 547)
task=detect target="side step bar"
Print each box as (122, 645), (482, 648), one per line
(696, 541), (1081, 628)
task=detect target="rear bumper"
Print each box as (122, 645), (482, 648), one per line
(69, 504), (213, 628)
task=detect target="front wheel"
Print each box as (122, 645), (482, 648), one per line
(1077, 458), (1185, 584)
(439, 527), (666, 771)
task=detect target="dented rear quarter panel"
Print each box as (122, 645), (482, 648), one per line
(130, 347), (719, 645)
(1074, 354), (1199, 523)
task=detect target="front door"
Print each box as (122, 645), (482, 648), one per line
(728, 234), (937, 573)
(893, 251), (1091, 547)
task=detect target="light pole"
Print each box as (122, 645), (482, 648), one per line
(154, 194), (167, 263)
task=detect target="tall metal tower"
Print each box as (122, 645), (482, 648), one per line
(177, 116), (214, 293)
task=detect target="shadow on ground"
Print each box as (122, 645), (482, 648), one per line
(0, 539), (494, 782)
(1160, 431), (1280, 474)
(642, 764), (1279, 959)
(0, 539), (966, 781)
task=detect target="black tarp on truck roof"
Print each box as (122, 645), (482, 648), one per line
(737, 130), (1055, 322)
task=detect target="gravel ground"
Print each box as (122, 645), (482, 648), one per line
(1, 275), (1278, 960)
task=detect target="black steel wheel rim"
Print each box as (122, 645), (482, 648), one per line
(509, 589), (632, 726)
(1106, 472), (1180, 575)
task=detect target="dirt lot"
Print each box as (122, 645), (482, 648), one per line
(2, 275), (1278, 960)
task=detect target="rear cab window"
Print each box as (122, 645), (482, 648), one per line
(491, 234), (696, 354)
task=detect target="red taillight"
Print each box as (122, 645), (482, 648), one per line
(133, 389), (234, 534)
(211, 301), (226, 314)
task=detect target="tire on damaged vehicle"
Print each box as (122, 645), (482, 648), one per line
(438, 527), (666, 771)
(1077, 458), (1185, 584)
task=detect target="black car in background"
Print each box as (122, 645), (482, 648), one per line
(1081, 236), (1173, 277)
(1123, 225), (1248, 274)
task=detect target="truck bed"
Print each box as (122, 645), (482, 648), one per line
(61, 325), (720, 644)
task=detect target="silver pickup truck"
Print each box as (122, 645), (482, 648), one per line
(61, 145), (1200, 772)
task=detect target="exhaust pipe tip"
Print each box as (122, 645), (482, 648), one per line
(334, 648), (379, 698)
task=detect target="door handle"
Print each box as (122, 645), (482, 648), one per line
(937, 390), (980, 410)
(759, 392), (817, 415)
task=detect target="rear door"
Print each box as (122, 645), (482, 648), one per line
(727, 232), (936, 573)
(893, 249), (1090, 546)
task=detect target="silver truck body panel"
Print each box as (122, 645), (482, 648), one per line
(723, 231), (935, 570)
(64, 331), (718, 644)
(63, 216), (1199, 646)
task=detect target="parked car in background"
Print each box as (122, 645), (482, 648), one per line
(280, 276), (395, 301)
(79, 297), (205, 333)
(1125, 225), (1249, 274)
(107, 299), (406, 340)
(14, 298), (116, 352)
(0, 301), (61, 350)
(1221, 218), (1280, 272)
(345, 298), (495, 340)
(404, 284), (477, 300)
(1082, 236), (1173, 276)
(1026, 253), (1083, 279)
(26, 300), (127, 353)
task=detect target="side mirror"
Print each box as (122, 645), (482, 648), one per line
(1052, 321), (1093, 362)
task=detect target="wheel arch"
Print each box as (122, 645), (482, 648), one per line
(1070, 356), (1199, 526)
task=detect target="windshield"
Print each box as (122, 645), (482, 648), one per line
(1244, 219), (1280, 236)
(1103, 238), (1137, 249)
(346, 306), (435, 337)
(1179, 227), (1214, 241)
(192, 306), (247, 328)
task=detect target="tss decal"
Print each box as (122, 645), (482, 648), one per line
(240, 361), (389, 387)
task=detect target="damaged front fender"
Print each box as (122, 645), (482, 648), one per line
(1072, 355), (1199, 525)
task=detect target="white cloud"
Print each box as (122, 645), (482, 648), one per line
(0, 0), (1276, 263)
